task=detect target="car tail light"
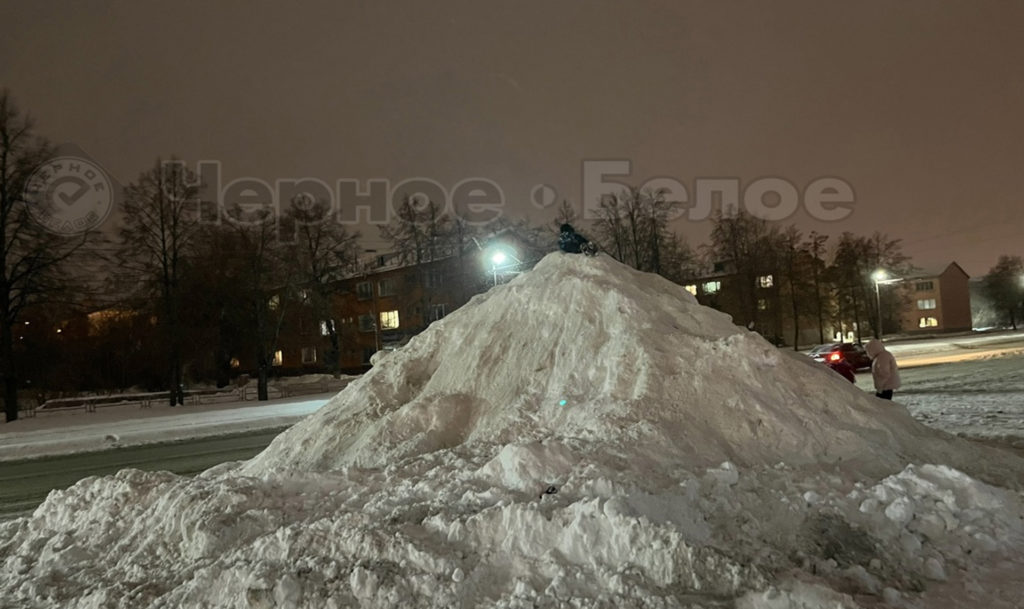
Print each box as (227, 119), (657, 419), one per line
(828, 352), (842, 362)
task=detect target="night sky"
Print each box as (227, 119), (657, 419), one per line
(3, 1), (1022, 276)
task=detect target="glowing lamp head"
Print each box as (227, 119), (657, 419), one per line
(491, 251), (507, 266)
(872, 269), (888, 282)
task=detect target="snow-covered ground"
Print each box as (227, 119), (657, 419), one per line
(2, 254), (1024, 608)
(0, 395), (329, 462)
(897, 356), (1024, 447)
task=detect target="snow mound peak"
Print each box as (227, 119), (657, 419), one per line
(244, 252), (989, 478)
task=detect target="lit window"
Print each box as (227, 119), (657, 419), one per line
(757, 298), (768, 311)
(268, 295), (280, 311)
(380, 310), (399, 330)
(356, 282), (373, 300)
(378, 278), (397, 297)
(320, 320), (332, 336)
(430, 303), (447, 321)
(757, 275), (774, 288)
(917, 299), (937, 310)
(684, 284), (697, 296)
(919, 317), (939, 328)
(702, 280), (721, 294)
(301, 347), (317, 364)
(272, 350), (284, 366)
(358, 314), (375, 332)
(299, 289), (311, 303)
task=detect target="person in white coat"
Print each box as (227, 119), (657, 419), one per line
(865, 339), (900, 400)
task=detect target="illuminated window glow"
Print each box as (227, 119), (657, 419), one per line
(380, 310), (399, 330)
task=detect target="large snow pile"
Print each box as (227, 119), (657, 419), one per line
(3, 253), (1024, 608)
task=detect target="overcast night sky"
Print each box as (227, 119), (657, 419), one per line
(2, 1), (1022, 276)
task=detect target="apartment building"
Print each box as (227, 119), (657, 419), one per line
(897, 262), (972, 334)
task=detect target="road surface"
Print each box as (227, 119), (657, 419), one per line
(0, 428), (287, 520)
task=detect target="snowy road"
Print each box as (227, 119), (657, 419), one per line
(0, 428), (285, 519)
(0, 395), (330, 462)
(892, 332), (1024, 368)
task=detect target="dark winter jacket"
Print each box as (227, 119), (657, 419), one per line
(558, 224), (590, 253)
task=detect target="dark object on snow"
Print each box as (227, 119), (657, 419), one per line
(827, 359), (856, 383)
(539, 485), (559, 499)
(558, 224), (597, 256)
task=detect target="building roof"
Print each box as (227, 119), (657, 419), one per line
(902, 262), (969, 281)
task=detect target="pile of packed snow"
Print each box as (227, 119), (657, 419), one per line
(3, 253), (1024, 608)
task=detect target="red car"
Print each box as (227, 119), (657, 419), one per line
(808, 342), (872, 371)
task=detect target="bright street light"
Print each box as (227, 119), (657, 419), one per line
(872, 269), (901, 339)
(483, 245), (520, 286)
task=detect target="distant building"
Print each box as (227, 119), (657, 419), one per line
(896, 262), (972, 334)
(683, 259), (974, 347)
(274, 229), (549, 374)
(683, 260), (790, 345)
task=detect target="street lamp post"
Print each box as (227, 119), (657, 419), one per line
(872, 270), (887, 340)
(490, 251), (507, 286)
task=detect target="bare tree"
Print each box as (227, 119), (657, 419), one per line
(708, 210), (782, 334)
(224, 207), (293, 401)
(551, 200), (578, 232)
(0, 92), (89, 422)
(829, 232), (912, 341)
(806, 231), (829, 344)
(591, 187), (688, 278)
(283, 194), (360, 377)
(118, 159), (200, 406)
(378, 195), (457, 335)
(983, 255), (1024, 329)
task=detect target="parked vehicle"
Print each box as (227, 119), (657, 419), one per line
(808, 342), (872, 370)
